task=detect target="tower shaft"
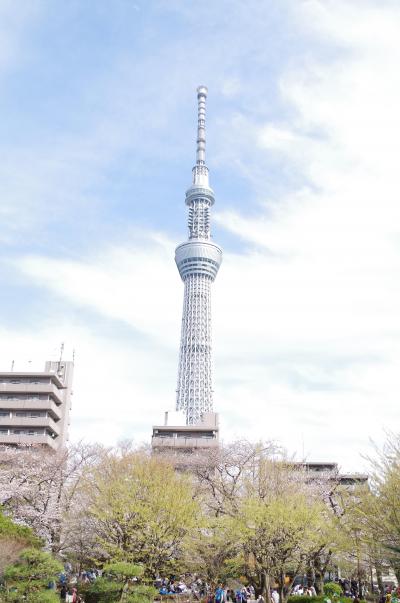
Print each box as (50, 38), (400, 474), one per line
(176, 274), (212, 424)
(175, 86), (222, 425)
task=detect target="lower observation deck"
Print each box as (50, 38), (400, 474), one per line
(175, 239), (222, 281)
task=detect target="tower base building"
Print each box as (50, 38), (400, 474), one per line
(152, 411), (219, 452)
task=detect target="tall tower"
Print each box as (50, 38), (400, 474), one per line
(152, 87), (221, 453)
(175, 86), (222, 425)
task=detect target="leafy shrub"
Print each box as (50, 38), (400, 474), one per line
(126, 585), (157, 603)
(3, 548), (62, 602)
(324, 583), (343, 598)
(288, 597), (367, 603)
(0, 511), (42, 575)
(78, 578), (122, 603)
(103, 562), (144, 579)
(288, 597), (326, 603)
(79, 577), (157, 603)
(0, 512), (39, 544)
(1, 590), (59, 603)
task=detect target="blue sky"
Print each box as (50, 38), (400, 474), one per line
(1, 0), (400, 470)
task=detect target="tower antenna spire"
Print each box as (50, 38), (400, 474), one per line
(192, 86), (210, 188)
(196, 85), (208, 167)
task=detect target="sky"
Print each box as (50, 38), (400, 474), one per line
(1, 0), (400, 471)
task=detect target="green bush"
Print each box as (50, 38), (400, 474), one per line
(2, 548), (62, 602)
(288, 597), (326, 603)
(126, 585), (157, 603)
(1, 590), (59, 603)
(323, 583), (343, 598)
(103, 562), (143, 579)
(78, 578), (122, 603)
(79, 578), (157, 603)
(288, 597), (367, 603)
(0, 512), (40, 545)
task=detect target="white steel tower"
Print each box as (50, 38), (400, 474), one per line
(175, 86), (222, 425)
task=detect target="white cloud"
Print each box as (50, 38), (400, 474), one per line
(15, 233), (180, 344)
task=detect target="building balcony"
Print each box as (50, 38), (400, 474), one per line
(0, 433), (58, 450)
(0, 416), (60, 435)
(151, 436), (219, 449)
(0, 399), (62, 421)
(0, 383), (64, 405)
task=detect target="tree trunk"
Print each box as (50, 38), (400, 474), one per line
(307, 567), (315, 588)
(281, 576), (295, 603)
(261, 570), (272, 603)
(315, 572), (324, 595)
(119, 579), (129, 602)
(279, 570), (285, 603)
(375, 564), (383, 594)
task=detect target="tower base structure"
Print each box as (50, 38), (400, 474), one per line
(151, 411), (219, 452)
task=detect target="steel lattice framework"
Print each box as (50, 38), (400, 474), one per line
(175, 86), (222, 425)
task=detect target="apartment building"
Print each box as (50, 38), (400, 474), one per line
(152, 411), (219, 452)
(0, 360), (73, 451)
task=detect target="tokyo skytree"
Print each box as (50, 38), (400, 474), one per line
(175, 86), (223, 426)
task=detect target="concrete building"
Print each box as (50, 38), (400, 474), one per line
(298, 461), (368, 487)
(0, 360), (73, 451)
(152, 86), (222, 452)
(152, 411), (219, 451)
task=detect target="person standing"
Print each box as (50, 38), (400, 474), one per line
(271, 589), (279, 603)
(215, 584), (226, 603)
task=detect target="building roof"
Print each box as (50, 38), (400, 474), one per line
(0, 371), (66, 388)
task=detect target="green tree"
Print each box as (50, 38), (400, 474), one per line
(86, 451), (199, 577)
(233, 492), (332, 603)
(0, 511), (40, 575)
(3, 548), (62, 602)
(184, 515), (239, 585)
(323, 582), (342, 597)
(80, 562), (156, 603)
(348, 435), (400, 587)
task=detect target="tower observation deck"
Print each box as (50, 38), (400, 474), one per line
(175, 86), (222, 425)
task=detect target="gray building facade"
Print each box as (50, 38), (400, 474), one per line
(0, 360), (73, 451)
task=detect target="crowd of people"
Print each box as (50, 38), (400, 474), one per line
(57, 565), (102, 601)
(57, 570), (400, 603)
(157, 579), (276, 603)
(379, 585), (400, 603)
(291, 585), (317, 597)
(157, 577), (400, 603)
